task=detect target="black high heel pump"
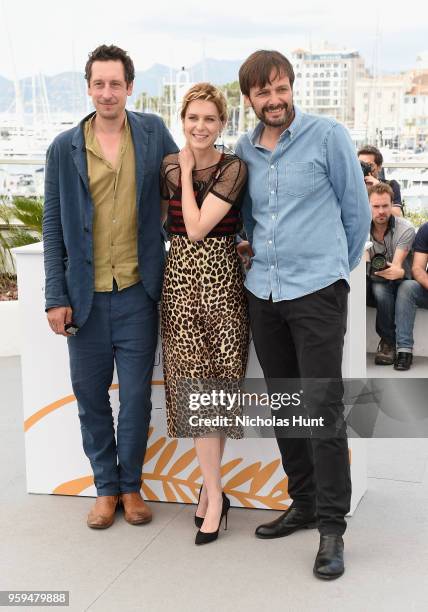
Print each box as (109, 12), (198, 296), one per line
(195, 494), (231, 545)
(194, 487), (230, 528)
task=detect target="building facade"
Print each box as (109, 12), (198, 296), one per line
(291, 47), (368, 127)
(354, 74), (409, 147)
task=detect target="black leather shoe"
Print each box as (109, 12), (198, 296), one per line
(255, 505), (317, 539)
(394, 352), (413, 371)
(313, 535), (344, 580)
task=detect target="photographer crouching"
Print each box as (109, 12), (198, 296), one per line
(366, 183), (416, 369)
(359, 145), (403, 217)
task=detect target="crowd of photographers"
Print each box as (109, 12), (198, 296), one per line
(360, 146), (428, 371)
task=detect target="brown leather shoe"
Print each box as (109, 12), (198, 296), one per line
(120, 492), (152, 525)
(375, 339), (395, 365)
(87, 495), (119, 529)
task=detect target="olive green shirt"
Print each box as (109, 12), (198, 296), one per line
(84, 114), (139, 292)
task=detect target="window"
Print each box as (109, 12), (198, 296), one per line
(314, 89), (330, 96)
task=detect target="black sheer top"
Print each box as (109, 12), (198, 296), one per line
(160, 152), (247, 237)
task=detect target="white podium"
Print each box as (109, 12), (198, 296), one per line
(15, 242), (367, 513)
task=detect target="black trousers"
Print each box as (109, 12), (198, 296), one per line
(247, 281), (352, 535)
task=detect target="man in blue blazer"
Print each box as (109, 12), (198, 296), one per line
(43, 45), (178, 528)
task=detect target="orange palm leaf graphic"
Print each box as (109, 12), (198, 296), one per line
(220, 458), (243, 476)
(187, 465), (202, 483)
(249, 459), (281, 494)
(35, 392), (351, 510)
(154, 440), (178, 473)
(54, 430), (290, 509)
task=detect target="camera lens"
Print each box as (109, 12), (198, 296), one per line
(371, 254), (387, 271)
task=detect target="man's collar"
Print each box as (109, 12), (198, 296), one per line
(284, 105), (303, 138)
(82, 110), (128, 129)
(250, 105), (304, 146)
(250, 122), (264, 147)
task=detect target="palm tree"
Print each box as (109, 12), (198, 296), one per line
(0, 196), (43, 282)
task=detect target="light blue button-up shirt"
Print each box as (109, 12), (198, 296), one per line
(235, 106), (371, 301)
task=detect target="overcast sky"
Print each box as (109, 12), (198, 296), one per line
(0, 0), (427, 79)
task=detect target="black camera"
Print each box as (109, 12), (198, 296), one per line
(370, 253), (388, 281)
(360, 161), (373, 177)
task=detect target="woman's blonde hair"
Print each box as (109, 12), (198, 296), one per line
(180, 82), (228, 124)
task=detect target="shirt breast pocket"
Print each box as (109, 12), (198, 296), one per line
(284, 162), (315, 197)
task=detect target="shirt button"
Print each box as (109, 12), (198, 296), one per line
(268, 240), (272, 244)
(86, 259), (91, 264)
(271, 265), (274, 269)
(272, 214), (276, 220)
(270, 165), (275, 169)
(112, 219), (117, 223)
(112, 265), (115, 269)
(270, 190), (275, 194)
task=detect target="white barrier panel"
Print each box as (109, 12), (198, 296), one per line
(15, 243), (367, 513)
(0, 300), (21, 356)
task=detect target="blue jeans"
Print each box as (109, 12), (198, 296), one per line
(395, 280), (428, 351)
(67, 282), (158, 496)
(368, 279), (402, 347)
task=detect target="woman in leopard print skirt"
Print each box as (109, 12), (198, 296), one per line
(160, 83), (249, 544)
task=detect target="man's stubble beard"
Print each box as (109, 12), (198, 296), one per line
(253, 101), (294, 129)
(94, 99), (123, 121)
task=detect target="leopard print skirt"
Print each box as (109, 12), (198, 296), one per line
(161, 235), (249, 438)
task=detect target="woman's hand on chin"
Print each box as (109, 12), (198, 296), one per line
(178, 145), (196, 175)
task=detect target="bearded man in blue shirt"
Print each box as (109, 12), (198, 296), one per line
(236, 50), (370, 580)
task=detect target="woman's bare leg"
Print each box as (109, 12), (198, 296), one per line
(194, 435), (226, 531)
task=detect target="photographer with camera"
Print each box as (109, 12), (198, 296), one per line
(359, 145), (403, 217)
(366, 183), (415, 368)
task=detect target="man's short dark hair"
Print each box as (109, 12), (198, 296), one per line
(239, 50), (295, 97)
(85, 44), (135, 85)
(368, 182), (393, 202)
(358, 145), (383, 167)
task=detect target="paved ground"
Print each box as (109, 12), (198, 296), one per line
(1, 356), (427, 611)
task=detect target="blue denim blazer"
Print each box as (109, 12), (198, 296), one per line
(43, 110), (178, 327)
